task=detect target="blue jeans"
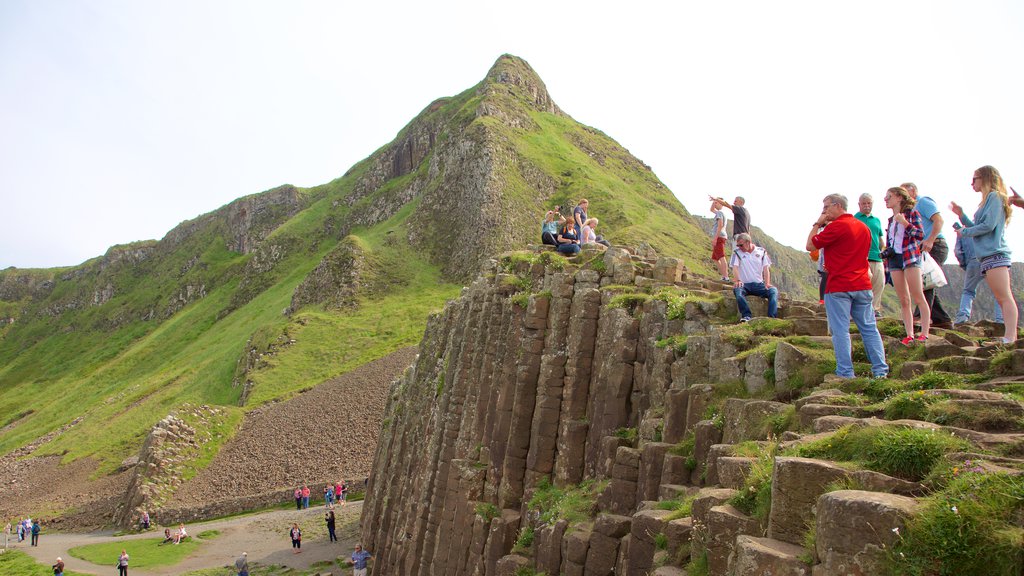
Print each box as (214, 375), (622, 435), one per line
(824, 290), (888, 378)
(956, 260), (1003, 324)
(734, 282), (778, 319)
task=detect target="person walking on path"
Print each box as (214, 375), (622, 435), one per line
(52, 557), (64, 576)
(347, 543), (373, 576)
(325, 510), (337, 543)
(730, 233), (778, 322)
(235, 551), (249, 576)
(117, 549), (129, 576)
(31, 519), (40, 546)
(710, 199), (730, 282)
(334, 481), (343, 505)
(951, 165), (1018, 343)
(4, 521), (10, 549)
(289, 523), (302, 553)
(340, 480), (349, 506)
(301, 485), (310, 509)
(140, 510), (150, 531)
(807, 193), (889, 379)
(324, 485), (334, 507)
(854, 193), (886, 316)
(903, 182), (954, 328)
(294, 487), (302, 510)
(884, 186), (931, 344)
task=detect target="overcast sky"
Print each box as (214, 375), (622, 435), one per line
(2, 0), (1022, 269)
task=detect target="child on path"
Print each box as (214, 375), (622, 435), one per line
(289, 523), (302, 553)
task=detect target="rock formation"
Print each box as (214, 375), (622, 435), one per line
(361, 245), (1024, 575)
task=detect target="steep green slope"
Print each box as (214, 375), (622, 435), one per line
(0, 54), (817, 489)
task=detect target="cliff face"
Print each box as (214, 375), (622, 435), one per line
(361, 247), (705, 573)
(361, 246), (1024, 576)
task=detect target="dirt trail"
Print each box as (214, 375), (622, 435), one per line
(15, 502), (366, 575)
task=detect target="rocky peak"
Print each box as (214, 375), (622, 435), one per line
(481, 54), (563, 117)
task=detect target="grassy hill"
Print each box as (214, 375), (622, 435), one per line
(0, 55), (820, 511)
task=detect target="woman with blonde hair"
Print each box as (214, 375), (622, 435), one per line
(951, 165), (1017, 343)
(884, 186), (930, 344)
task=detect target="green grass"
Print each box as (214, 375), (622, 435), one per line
(793, 425), (972, 481)
(728, 441), (776, 521)
(0, 550), (89, 576)
(889, 472), (1024, 575)
(69, 537), (202, 568)
(527, 476), (606, 527)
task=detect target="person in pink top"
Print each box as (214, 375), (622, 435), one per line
(301, 485), (310, 509)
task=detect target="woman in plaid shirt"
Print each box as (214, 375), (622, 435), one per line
(885, 186), (930, 345)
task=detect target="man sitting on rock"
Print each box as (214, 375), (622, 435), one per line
(731, 233), (778, 322)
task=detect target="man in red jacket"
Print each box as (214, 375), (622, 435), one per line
(806, 194), (888, 379)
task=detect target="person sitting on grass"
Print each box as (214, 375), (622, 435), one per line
(161, 528), (173, 544)
(173, 523), (188, 544)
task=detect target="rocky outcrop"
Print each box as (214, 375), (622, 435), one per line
(360, 245), (1024, 576)
(288, 235), (367, 313)
(113, 406), (221, 528)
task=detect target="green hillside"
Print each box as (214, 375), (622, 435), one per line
(0, 55), (816, 494)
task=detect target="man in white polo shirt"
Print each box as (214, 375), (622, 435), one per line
(731, 233), (778, 322)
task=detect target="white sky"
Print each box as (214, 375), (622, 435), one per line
(1, 0), (1022, 269)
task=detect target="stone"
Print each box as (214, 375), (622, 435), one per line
(742, 351), (771, 395)
(665, 516), (693, 559)
(924, 338), (966, 359)
(793, 389), (846, 410)
(716, 457), (755, 490)
(798, 403), (857, 428)
(628, 508), (673, 575)
(705, 504), (763, 575)
(637, 442), (673, 502)
(663, 388), (689, 444)
(768, 457), (849, 544)
(722, 398), (792, 444)
(593, 513), (631, 538)
(494, 554), (530, 576)
(792, 317), (829, 337)
(584, 532), (620, 576)
(816, 490), (919, 576)
(661, 454), (692, 487)
(775, 342), (815, 395)
(731, 535), (811, 576)
(703, 444), (734, 486)
(691, 420), (723, 484)
(534, 519), (567, 575)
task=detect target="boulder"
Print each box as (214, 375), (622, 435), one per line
(716, 457), (755, 490)
(768, 458), (849, 544)
(815, 490), (919, 576)
(705, 504), (763, 575)
(775, 342), (814, 394)
(731, 535), (811, 576)
(722, 398), (792, 443)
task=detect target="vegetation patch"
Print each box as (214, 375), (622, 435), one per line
(527, 476), (606, 528)
(793, 425), (972, 481)
(656, 334), (688, 355)
(728, 441), (776, 521)
(0, 550), (88, 576)
(889, 472), (1024, 576)
(69, 537), (202, 569)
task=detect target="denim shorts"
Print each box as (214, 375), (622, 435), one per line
(980, 252), (1011, 274)
(886, 251), (919, 271)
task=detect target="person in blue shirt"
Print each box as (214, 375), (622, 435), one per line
(348, 544), (373, 576)
(902, 182), (954, 328)
(950, 165), (1017, 344)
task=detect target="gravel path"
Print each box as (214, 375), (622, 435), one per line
(13, 502), (366, 575)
